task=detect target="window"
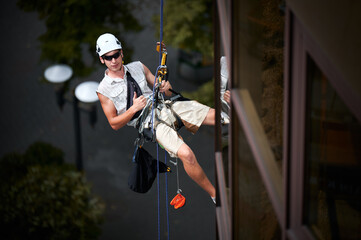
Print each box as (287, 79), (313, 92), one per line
(287, 12), (361, 240)
(303, 56), (361, 240)
(231, 0), (285, 238)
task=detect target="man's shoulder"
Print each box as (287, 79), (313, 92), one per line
(126, 61), (144, 73)
(126, 61), (142, 66)
(97, 73), (115, 94)
(98, 72), (111, 86)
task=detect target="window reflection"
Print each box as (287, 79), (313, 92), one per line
(304, 56), (361, 240)
(234, 0), (285, 163)
(232, 0), (285, 238)
(235, 119), (281, 239)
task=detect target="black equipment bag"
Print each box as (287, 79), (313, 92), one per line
(128, 146), (170, 193)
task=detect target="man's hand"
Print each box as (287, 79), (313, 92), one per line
(224, 90), (231, 104)
(132, 92), (147, 112)
(156, 42), (166, 52)
(158, 80), (172, 97)
(159, 80), (171, 93)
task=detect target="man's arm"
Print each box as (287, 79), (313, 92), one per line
(97, 92), (146, 130)
(142, 63), (172, 97)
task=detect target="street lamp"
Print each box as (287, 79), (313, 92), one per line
(44, 64), (73, 109)
(73, 81), (99, 170)
(44, 64), (99, 171)
(75, 81), (99, 103)
(44, 64), (73, 83)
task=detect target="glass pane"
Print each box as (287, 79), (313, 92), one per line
(303, 56), (361, 240)
(232, 0), (284, 238)
(233, 115), (281, 239)
(234, 0), (285, 164)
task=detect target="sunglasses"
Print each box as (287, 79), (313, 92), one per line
(102, 51), (121, 61)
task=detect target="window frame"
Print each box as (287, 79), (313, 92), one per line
(284, 7), (361, 239)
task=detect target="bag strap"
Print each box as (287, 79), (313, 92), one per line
(126, 71), (143, 120)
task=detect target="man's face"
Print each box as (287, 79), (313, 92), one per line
(100, 49), (123, 72)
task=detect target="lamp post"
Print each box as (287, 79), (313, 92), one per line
(44, 64), (99, 171)
(74, 81), (99, 170)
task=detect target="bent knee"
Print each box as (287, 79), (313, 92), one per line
(177, 145), (196, 166)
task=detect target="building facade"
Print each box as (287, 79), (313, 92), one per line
(214, 0), (361, 239)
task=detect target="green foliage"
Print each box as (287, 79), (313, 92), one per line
(17, 0), (142, 77)
(25, 141), (65, 166)
(181, 79), (215, 108)
(154, 0), (213, 58)
(153, 0), (215, 108)
(0, 141), (104, 240)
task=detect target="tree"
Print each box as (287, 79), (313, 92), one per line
(17, 0), (142, 78)
(153, 0), (214, 105)
(153, 0), (213, 58)
(0, 141), (105, 240)
(181, 80), (214, 107)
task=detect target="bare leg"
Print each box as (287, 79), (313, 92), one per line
(202, 108), (215, 126)
(177, 143), (215, 198)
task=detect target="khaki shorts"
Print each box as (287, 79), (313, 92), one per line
(155, 100), (210, 157)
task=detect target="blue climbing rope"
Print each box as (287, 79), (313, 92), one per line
(164, 152), (170, 239)
(149, 0), (170, 239)
(159, 1), (171, 237)
(159, 0), (164, 65)
(156, 143), (161, 240)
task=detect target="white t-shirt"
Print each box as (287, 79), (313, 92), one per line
(96, 61), (153, 127)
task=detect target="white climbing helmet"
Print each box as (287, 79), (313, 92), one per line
(96, 33), (122, 56)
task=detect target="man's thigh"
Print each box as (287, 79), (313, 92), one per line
(171, 100), (210, 134)
(155, 122), (184, 158)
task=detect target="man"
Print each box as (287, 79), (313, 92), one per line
(96, 33), (227, 203)
(220, 56), (231, 113)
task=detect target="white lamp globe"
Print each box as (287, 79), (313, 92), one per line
(44, 64), (73, 83)
(75, 81), (99, 103)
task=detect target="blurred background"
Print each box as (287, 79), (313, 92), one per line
(0, 0), (217, 239)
